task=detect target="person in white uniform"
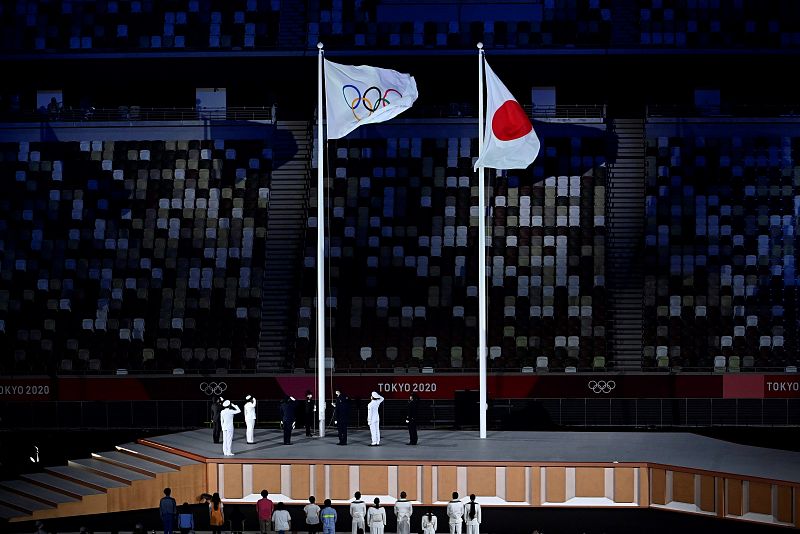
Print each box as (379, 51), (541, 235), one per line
(350, 491), (366, 534)
(446, 492), (465, 534)
(366, 497), (386, 534)
(244, 395), (257, 444)
(394, 491), (413, 534)
(464, 494), (481, 534)
(367, 391), (384, 446)
(220, 399), (241, 456)
(421, 509), (438, 534)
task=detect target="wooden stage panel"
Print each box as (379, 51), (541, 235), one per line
(437, 466), (457, 502)
(360, 465), (388, 496)
(777, 485), (793, 524)
(614, 467), (635, 504)
(748, 481), (771, 515)
(672, 471), (694, 505)
(727, 479), (743, 517)
(223, 464), (243, 499)
(545, 467), (566, 504)
(398, 465), (418, 500)
(651, 468), (666, 505)
(291, 464), (311, 501)
(467, 466), (495, 497)
(699, 475), (715, 513)
(575, 467), (604, 498)
(329, 465), (350, 500)
(505, 466), (527, 503)
(252, 465), (281, 497)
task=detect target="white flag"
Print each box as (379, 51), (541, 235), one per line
(324, 59), (418, 140)
(474, 60), (540, 170)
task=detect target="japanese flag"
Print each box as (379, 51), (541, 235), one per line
(474, 60), (540, 170)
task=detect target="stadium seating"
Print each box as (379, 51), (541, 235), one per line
(0, 139), (271, 373)
(642, 132), (800, 370)
(296, 134), (607, 371)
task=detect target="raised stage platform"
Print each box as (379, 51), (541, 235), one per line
(139, 428), (800, 529)
(4, 429), (799, 529)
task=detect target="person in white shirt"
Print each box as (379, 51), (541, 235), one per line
(350, 491), (366, 534)
(393, 491), (413, 534)
(367, 391), (384, 446)
(446, 492), (465, 534)
(366, 497), (386, 534)
(464, 494), (481, 534)
(272, 502), (291, 534)
(220, 400), (241, 456)
(303, 495), (321, 534)
(244, 395), (257, 444)
(421, 509), (438, 534)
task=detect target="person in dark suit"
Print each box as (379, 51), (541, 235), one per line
(334, 389), (349, 445)
(406, 393), (419, 445)
(211, 396), (222, 444)
(304, 390), (315, 437)
(279, 396), (296, 445)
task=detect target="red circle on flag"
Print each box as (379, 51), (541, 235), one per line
(491, 100), (532, 141)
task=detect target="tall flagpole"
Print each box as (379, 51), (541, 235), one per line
(477, 42), (488, 439)
(316, 42), (327, 437)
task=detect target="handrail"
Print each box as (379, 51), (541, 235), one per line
(647, 103), (800, 118)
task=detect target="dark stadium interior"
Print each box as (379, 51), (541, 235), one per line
(3, 0), (800, 532)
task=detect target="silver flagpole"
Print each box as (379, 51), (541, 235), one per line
(316, 42), (327, 437)
(477, 43), (488, 439)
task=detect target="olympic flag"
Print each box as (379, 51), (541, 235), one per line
(473, 59), (540, 170)
(324, 59), (418, 139)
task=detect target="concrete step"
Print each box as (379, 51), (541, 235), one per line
(103, 452), (181, 480)
(0, 479), (79, 506)
(45, 465), (127, 492)
(20, 472), (103, 499)
(69, 458), (152, 484)
(116, 443), (200, 469)
(0, 487), (54, 514)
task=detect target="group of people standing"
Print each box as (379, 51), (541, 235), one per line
(255, 489), (480, 534)
(209, 389), (421, 455)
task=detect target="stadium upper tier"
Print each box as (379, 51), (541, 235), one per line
(0, 139), (272, 374)
(1, 0), (800, 53)
(297, 134), (609, 372)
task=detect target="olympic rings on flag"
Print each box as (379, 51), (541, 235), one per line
(342, 85), (403, 122)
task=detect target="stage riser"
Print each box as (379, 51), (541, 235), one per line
(650, 467), (797, 528)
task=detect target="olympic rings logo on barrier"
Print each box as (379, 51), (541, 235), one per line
(200, 381), (228, 396)
(588, 380), (616, 394)
(342, 85), (403, 122)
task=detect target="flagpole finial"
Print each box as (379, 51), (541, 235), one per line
(317, 42), (324, 49)
(477, 42), (483, 49)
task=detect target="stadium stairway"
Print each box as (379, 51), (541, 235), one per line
(606, 117), (647, 370)
(258, 121), (313, 372)
(0, 443), (203, 523)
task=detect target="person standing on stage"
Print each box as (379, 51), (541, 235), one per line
(350, 491), (366, 534)
(421, 509), (438, 534)
(406, 393), (419, 445)
(320, 498), (337, 534)
(367, 497), (386, 534)
(394, 491), (413, 534)
(464, 494), (481, 534)
(446, 492), (465, 534)
(303, 495), (321, 534)
(367, 391), (384, 446)
(334, 389), (350, 445)
(220, 400), (241, 456)
(256, 489), (274, 534)
(304, 390), (315, 437)
(279, 396), (297, 445)
(211, 396), (222, 444)
(244, 395), (257, 444)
